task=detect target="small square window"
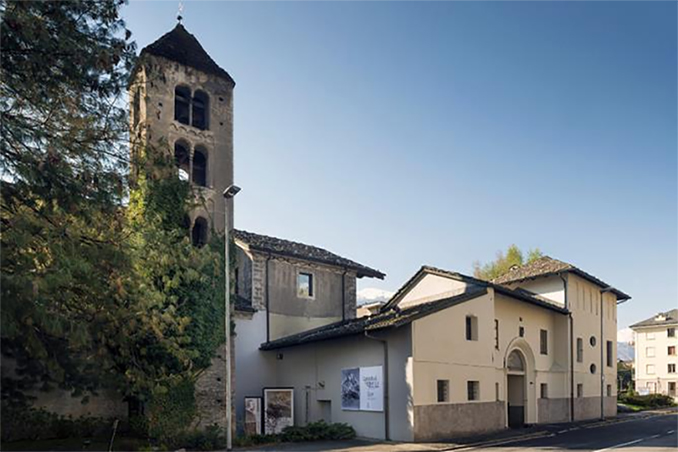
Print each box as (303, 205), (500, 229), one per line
(646, 347), (655, 358)
(647, 364), (655, 375)
(437, 380), (449, 403)
(467, 381), (480, 401)
(669, 346), (676, 356)
(297, 272), (314, 298)
(577, 383), (583, 398)
(668, 328), (676, 338)
(669, 364), (676, 374)
(540, 383), (548, 399)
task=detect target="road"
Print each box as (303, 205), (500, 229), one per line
(477, 412), (677, 452)
(244, 412), (677, 451)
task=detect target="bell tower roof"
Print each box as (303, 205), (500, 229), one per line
(141, 23), (235, 86)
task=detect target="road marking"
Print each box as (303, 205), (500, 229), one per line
(591, 438), (644, 452)
(668, 429), (676, 434)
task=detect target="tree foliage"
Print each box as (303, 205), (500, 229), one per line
(473, 245), (543, 281)
(1, 0), (227, 411)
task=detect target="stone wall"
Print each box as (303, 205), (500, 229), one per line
(413, 401), (505, 441)
(537, 397), (570, 424)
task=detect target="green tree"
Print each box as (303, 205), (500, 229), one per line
(1, 1), (227, 424)
(473, 245), (543, 281)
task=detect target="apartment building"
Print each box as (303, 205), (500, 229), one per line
(631, 309), (678, 399)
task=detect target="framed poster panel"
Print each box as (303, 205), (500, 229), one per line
(341, 366), (383, 412)
(244, 396), (262, 435)
(263, 387), (294, 435)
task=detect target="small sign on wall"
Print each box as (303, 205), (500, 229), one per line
(341, 366), (383, 412)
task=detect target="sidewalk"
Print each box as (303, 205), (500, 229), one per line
(237, 407), (678, 452)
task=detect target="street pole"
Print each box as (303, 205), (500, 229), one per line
(223, 185), (241, 451)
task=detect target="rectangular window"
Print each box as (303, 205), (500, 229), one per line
(297, 272), (314, 298)
(606, 341), (613, 367)
(540, 329), (548, 355)
(494, 319), (499, 349)
(647, 332), (655, 340)
(437, 380), (449, 403)
(669, 382), (676, 396)
(577, 383), (583, 398)
(647, 364), (655, 375)
(467, 381), (480, 401)
(646, 347), (655, 358)
(668, 328), (676, 338)
(577, 337), (583, 363)
(540, 383), (548, 399)
(669, 346), (676, 356)
(606, 384), (612, 397)
(465, 316), (478, 341)
(495, 382), (500, 401)
(519, 326), (525, 338)
(669, 364), (676, 374)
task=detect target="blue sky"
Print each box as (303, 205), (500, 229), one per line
(124, 1), (677, 330)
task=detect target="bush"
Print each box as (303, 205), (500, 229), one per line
(0, 402), (112, 442)
(165, 425), (226, 451)
(233, 421), (356, 447)
(618, 392), (675, 408)
(146, 378), (196, 444)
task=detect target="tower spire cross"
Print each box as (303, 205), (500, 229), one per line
(177, 1), (184, 23)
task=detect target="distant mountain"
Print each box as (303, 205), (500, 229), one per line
(357, 288), (394, 306)
(618, 342), (634, 362)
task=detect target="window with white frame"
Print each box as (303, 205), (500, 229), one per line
(297, 272), (314, 298)
(669, 364), (676, 374)
(646, 364), (656, 375)
(646, 347), (655, 358)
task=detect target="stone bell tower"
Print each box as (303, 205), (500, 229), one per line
(130, 22), (236, 239)
(129, 23), (236, 430)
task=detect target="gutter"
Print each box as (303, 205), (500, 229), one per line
(364, 331), (389, 441)
(560, 273), (574, 423)
(265, 253), (272, 342)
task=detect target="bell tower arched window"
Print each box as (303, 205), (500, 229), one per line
(174, 140), (190, 181)
(174, 86), (191, 125)
(192, 90), (209, 130)
(192, 217), (208, 247)
(192, 146), (208, 187)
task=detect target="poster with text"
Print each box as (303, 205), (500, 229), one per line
(244, 396), (262, 435)
(341, 366), (383, 412)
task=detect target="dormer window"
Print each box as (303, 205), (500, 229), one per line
(174, 86), (191, 125)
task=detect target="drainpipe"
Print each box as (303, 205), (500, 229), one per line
(364, 331), (389, 441)
(560, 274), (574, 422)
(599, 287), (614, 420)
(265, 253), (272, 342)
(341, 268), (348, 322)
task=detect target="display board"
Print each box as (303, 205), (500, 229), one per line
(341, 366), (383, 412)
(244, 396), (262, 435)
(263, 388), (294, 434)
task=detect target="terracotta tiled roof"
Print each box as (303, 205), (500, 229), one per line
(260, 287), (488, 350)
(630, 309), (678, 329)
(141, 24), (235, 85)
(233, 229), (384, 279)
(492, 256), (630, 301)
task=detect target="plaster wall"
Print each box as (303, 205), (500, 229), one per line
(509, 276), (565, 306)
(567, 274), (618, 419)
(270, 327), (413, 441)
(398, 274), (468, 309)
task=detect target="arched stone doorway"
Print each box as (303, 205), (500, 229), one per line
(507, 350), (526, 428)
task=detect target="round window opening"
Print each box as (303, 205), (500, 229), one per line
(590, 363), (597, 374)
(590, 336), (597, 347)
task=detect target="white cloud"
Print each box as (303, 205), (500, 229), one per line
(618, 327), (634, 344)
(357, 288), (395, 306)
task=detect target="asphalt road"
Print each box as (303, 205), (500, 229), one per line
(479, 412), (677, 452)
(244, 412), (677, 451)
